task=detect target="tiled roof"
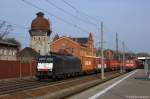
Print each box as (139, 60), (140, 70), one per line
(17, 47), (40, 58)
(71, 37), (88, 44)
(30, 12), (51, 35)
(0, 40), (18, 47)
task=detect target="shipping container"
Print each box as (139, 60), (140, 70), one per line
(81, 56), (95, 72)
(93, 57), (107, 70)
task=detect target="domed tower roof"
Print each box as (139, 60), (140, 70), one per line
(30, 12), (52, 35)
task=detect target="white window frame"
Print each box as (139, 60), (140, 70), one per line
(0, 49), (2, 55)
(9, 49), (12, 56)
(13, 50), (16, 56)
(4, 49), (7, 55)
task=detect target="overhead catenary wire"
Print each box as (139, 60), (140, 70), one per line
(124, 43), (134, 53)
(102, 24), (131, 53)
(118, 38), (135, 54)
(45, 0), (97, 26)
(22, 0), (89, 34)
(62, 0), (99, 23)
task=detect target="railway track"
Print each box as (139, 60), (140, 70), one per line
(0, 70), (121, 98)
(0, 79), (50, 95)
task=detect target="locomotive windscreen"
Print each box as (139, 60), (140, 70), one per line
(38, 57), (53, 62)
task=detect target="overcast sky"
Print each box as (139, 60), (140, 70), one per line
(0, 0), (150, 53)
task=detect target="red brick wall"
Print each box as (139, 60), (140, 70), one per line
(0, 60), (36, 79)
(50, 37), (95, 58)
(50, 37), (80, 57)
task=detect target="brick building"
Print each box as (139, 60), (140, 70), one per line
(50, 33), (96, 59)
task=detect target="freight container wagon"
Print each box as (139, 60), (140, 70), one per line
(93, 57), (107, 72)
(81, 56), (95, 73)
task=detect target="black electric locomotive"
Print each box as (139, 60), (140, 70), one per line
(35, 53), (81, 80)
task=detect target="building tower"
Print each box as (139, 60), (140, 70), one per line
(29, 12), (52, 55)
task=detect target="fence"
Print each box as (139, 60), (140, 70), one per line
(0, 60), (36, 79)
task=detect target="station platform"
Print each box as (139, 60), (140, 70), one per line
(68, 69), (150, 99)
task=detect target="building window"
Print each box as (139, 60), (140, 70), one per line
(4, 49), (7, 55)
(12, 50), (16, 56)
(9, 50), (12, 56)
(34, 37), (35, 40)
(72, 48), (74, 53)
(61, 43), (66, 49)
(39, 37), (40, 41)
(0, 49), (2, 55)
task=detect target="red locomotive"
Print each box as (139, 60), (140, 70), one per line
(124, 59), (137, 70)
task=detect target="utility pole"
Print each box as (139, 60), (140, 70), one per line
(120, 55), (123, 73)
(116, 33), (121, 73)
(122, 41), (125, 73)
(116, 32), (118, 60)
(101, 22), (105, 79)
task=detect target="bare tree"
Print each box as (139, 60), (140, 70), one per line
(0, 20), (13, 40)
(0, 20), (21, 48)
